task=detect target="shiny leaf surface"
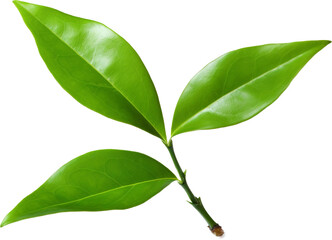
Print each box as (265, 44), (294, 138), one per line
(14, 1), (166, 141)
(1, 150), (176, 227)
(172, 40), (330, 136)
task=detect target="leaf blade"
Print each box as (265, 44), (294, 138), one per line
(14, 1), (166, 141)
(171, 40), (330, 136)
(1, 150), (176, 227)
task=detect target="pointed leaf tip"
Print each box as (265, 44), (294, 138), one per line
(13, 0), (24, 7)
(12, 0), (19, 7)
(0, 216), (9, 228)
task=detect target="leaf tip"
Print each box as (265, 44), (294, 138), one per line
(0, 211), (17, 228)
(12, 0), (30, 9)
(321, 40), (331, 45)
(313, 40), (331, 53)
(12, 0), (21, 6)
(0, 215), (10, 228)
(12, 0), (24, 10)
(316, 40), (331, 48)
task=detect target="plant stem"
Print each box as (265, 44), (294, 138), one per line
(165, 140), (224, 236)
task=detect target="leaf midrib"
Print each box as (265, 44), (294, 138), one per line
(20, 4), (164, 140)
(19, 177), (176, 216)
(172, 47), (316, 135)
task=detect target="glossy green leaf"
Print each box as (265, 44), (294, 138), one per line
(1, 150), (176, 227)
(171, 40), (330, 136)
(14, 1), (166, 141)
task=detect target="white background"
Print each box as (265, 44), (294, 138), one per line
(0, 0), (331, 239)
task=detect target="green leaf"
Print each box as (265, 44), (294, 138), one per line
(171, 40), (330, 136)
(1, 150), (176, 227)
(14, 1), (166, 141)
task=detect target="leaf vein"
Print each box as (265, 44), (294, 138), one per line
(25, 177), (176, 214)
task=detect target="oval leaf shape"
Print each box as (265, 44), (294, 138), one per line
(171, 40), (330, 136)
(1, 150), (176, 227)
(14, 1), (166, 141)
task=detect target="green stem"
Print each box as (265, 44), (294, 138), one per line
(165, 140), (223, 236)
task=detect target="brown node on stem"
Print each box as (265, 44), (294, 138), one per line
(209, 224), (224, 237)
